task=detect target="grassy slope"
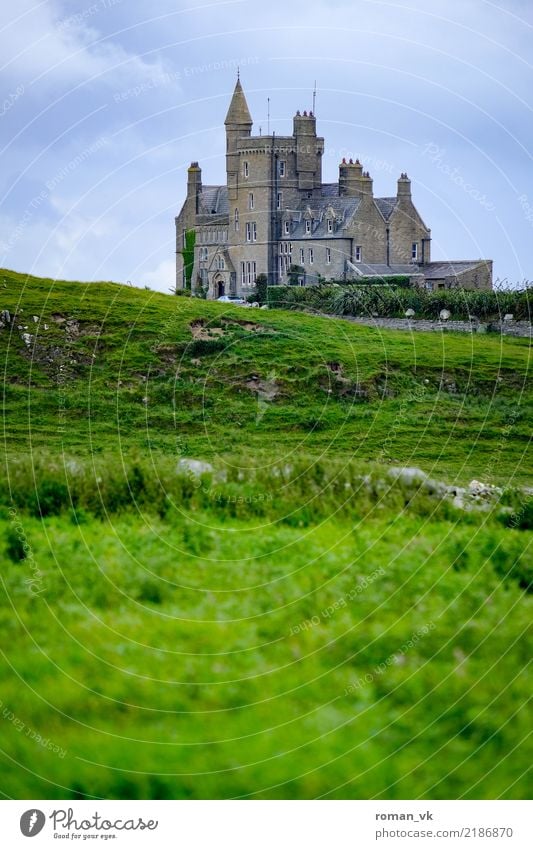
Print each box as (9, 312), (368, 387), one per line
(0, 269), (531, 800)
(0, 268), (531, 484)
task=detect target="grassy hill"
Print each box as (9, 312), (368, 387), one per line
(0, 269), (531, 800)
(1, 268), (531, 483)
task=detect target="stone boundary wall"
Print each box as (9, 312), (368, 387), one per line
(334, 316), (532, 338)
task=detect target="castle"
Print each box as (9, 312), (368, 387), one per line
(175, 77), (492, 298)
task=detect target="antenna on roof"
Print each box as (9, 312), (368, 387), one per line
(313, 81), (317, 115)
(267, 97), (270, 135)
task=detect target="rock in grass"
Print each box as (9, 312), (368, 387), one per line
(469, 479), (502, 498)
(387, 467), (428, 484)
(177, 458), (213, 478)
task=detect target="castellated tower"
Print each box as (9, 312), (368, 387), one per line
(174, 77), (491, 297)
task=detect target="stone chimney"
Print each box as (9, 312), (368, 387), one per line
(187, 162), (202, 214)
(397, 172), (411, 201)
(339, 159), (373, 200)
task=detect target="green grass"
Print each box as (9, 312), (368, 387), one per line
(0, 269), (531, 799)
(0, 268), (531, 484)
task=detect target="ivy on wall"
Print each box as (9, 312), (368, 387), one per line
(181, 229), (196, 291)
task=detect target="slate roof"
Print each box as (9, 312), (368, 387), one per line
(321, 185), (399, 221)
(224, 79), (253, 126)
(198, 186), (229, 216)
(283, 196), (360, 239)
(423, 261), (485, 280)
(195, 185), (401, 228)
(374, 197), (398, 221)
(321, 183), (340, 198)
(348, 262), (418, 277)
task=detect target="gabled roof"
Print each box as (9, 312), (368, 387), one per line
(224, 79), (253, 126)
(423, 261), (486, 280)
(198, 186), (228, 216)
(374, 197), (398, 221)
(283, 196), (360, 238)
(322, 186), (399, 221)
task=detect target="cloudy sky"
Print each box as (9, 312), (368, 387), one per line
(0, 0), (531, 291)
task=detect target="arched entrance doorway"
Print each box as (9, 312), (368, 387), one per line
(215, 276), (225, 298)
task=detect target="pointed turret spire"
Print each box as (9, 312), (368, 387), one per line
(225, 77), (253, 127)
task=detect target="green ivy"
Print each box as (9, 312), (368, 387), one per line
(181, 229), (196, 291)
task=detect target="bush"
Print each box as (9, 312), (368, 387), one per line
(29, 479), (70, 517)
(5, 526), (27, 561)
(267, 284), (532, 321)
(255, 274), (268, 305)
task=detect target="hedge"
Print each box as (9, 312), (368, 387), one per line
(267, 284), (532, 321)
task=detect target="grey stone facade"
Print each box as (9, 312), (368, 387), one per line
(175, 78), (492, 298)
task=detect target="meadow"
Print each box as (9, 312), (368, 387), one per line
(0, 269), (531, 799)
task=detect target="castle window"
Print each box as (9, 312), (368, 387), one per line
(277, 192), (282, 210)
(279, 160), (286, 177)
(300, 248), (305, 265)
(216, 255), (225, 270)
(309, 248), (314, 265)
(249, 192), (254, 210)
(246, 223), (252, 243)
(182, 229), (187, 248)
(252, 222), (257, 242)
(244, 161), (249, 179)
(234, 209), (239, 231)
(327, 219), (333, 234)
(411, 242), (418, 261)
(305, 220), (311, 235)
(355, 245), (362, 262)
(244, 261), (256, 287)
(284, 221), (290, 236)
(326, 247), (331, 264)
(241, 262), (246, 285)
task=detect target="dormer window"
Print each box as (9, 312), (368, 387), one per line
(284, 220), (290, 236)
(305, 220), (311, 234)
(327, 219), (333, 234)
